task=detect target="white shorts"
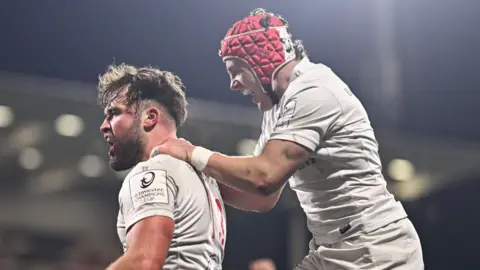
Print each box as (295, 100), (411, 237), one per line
(295, 218), (424, 270)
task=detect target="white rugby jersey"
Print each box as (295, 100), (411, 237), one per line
(254, 58), (407, 245)
(117, 150), (226, 269)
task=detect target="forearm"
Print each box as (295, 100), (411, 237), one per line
(106, 255), (140, 270)
(106, 252), (162, 270)
(205, 153), (280, 196)
(217, 182), (283, 212)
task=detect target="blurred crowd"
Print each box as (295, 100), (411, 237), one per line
(0, 229), (118, 270)
(0, 229), (278, 270)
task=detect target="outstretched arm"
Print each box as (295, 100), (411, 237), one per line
(202, 139), (310, 196)
(198, 85), (343, 196)
(156, 85), (340, 198)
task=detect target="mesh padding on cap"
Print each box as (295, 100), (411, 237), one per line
(220, 15), (291, 85)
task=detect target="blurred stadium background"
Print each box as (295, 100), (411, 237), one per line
(0, 1), (479, 269)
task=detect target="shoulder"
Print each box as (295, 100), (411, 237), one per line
(283, 63), (351, 111)
(131, 154), (195, 175)
(119, 155), (202, 207)
(124, 154), (198, 188)
(285, 67), (323, 99)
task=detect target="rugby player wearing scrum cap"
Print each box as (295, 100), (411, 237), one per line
(156, 8), (424, 269)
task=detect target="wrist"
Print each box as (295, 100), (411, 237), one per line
(190, 146), (214, 171)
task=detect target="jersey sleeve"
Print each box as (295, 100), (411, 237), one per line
(120, 160), (178, 231)
(269, 85), (342, 151)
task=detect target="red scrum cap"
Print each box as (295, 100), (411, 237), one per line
(220, 8), (296, 104)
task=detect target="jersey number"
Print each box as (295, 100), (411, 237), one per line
(201, 175), (226, 248)
(213, 198), (226, 247)
(205, 188), (226, 247)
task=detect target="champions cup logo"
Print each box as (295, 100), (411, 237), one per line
(140, 172), (155, 189)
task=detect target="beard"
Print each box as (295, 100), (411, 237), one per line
(109, 123), (146, 171)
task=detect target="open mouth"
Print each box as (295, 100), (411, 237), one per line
(105, 138), (115, 156)
(108, 144), (115, 156)
(241, 90), (258, 103)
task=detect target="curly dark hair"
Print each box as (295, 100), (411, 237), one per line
(97, 63), (188, 127)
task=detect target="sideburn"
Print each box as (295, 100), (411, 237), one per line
(111, 116), (146, 171)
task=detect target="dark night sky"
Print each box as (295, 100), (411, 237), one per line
(1, 1), (478, 142)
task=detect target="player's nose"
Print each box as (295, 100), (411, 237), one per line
(230, 79), (243, 92)
(100, 119), (110, 133)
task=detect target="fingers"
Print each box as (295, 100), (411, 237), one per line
(166, 137), (192, 146)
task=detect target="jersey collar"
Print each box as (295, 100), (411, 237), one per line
(288, 57), (316, 83)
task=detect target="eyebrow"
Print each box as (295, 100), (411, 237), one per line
(104, 106), (119, 116)
(227, 65), (240, 75)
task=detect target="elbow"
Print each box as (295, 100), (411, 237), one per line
(254, 202), (276, 213)
(251, 177), (283, 212)
(138, 259), (163, 270)
(252, 185), (281, 213)
(132, 254), (164, 270)
(256, 184), (278, 197)
(251, 161), (284, 197)
(255, 176), (282, 197)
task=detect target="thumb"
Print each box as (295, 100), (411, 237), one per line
(152, 145), (168, 154)
(155, 145), (167, 151)
(149, 146), (161, 158)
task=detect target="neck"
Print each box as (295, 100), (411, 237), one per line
(141, 128), (177, 161)
(272, 59), (301, 99)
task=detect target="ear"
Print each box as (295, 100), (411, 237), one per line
(143, 107), (159, 129)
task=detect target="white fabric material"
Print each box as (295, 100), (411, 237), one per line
(191, 146), (214, 171)
(254, 57), (413, 247)
(295, 218), (424, 270)
(117, 151), (226, 269)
